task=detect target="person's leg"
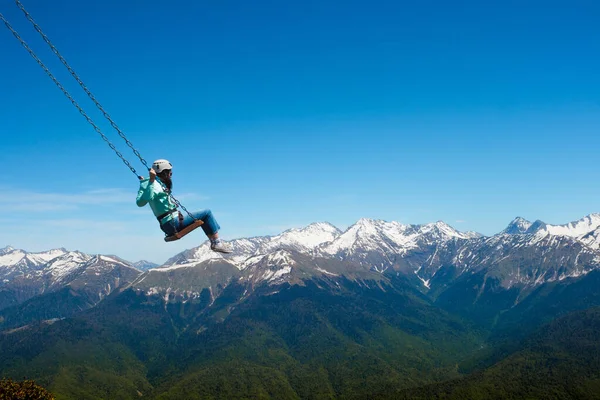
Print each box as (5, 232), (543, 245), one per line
(179, 209), (220, 237)
(180, 210), (231, 253)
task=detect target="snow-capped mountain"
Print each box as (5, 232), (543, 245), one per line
(536, 214), (600, 237)
(419, 232), (600, 290)
(422, 216), (600, 325)
(264, 222), (342, 253)
(6, 213), (600, 331)
(520, 214), (600, 250)
(128, 219), (479, 302)
(0, 247), (69, 279)
(502, 217), (533, 234)
(0, 247), (141, 311)
(160, 222), (342, 269)
(159, 219), (475, 272)
(132, 260), (159, 271)
(501, 215), (600, 239)
(397, 214), (600, 329)
(0, 246), (15, 256)
(318, 219), (477, 273)
(68, 255), (141, 301)
(41, 250), (92, 287)
(130, 214), (600, 304)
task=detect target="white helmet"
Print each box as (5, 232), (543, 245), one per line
(152, 159), (172, 173)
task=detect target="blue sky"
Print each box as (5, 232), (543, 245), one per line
(1, 0), (600, 264)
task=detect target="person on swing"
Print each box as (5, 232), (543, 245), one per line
(136, 159), (232, 253)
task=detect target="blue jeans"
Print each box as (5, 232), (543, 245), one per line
(160, 209), (221, 237)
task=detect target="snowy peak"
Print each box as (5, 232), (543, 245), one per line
(321, 219), (475, 257)
(44, 251), (93, 285)
(266, 222), (341, 252)
(0, 247), (142, 313)
(502, 217), (533, 235)
(0, 247), (70, 270)
(499, 214), (600, 239)
(0, 247), (134, 285)
(132, 260), (159, 271)
(33, 248), (69, 262)
(321, 218), (409, 255)
(0, 248), (27, 268)
(415, 221), (474, 240)
(158, 218), (481, 273)
(161, 239), (251, 269)
(289, 222), (340, 236)
(160, 223), (341, 270)
(543, 214), (600, 238)
(0, 246), (14, 255)
(463, 231), (484, 239)
(424, 220), (454, 232)
(510, 214), (600, 249)
(525, 220), (548, 235)
(548, 214), (600, 250)
(355, 217), (382, 228)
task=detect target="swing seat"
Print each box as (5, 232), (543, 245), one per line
(164, 220), (204, 242)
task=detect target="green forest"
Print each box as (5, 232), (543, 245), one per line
(1, 279), (599, 399)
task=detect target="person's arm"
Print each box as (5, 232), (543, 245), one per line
(136, 169), (157, 207)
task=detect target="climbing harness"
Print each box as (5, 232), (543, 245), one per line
(1, 0), (202, 242)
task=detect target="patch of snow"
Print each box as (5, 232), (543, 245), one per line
(0, 250), (26, 266)
(151, 262), (200, 271)
(268, 250), (295, 266)
(544, 214), (600, 238)
(98, 255), (130, 268)
(241, 254), (267, 270)
(269, 266), (292, 281)
(315, 267), (338, 276)
(414, 270), (431, 288)
(145, 287), (161, 296)
(33, 248), (67, 262)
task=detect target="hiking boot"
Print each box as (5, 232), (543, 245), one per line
(210, 240), (232, 254)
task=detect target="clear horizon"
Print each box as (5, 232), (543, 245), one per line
(2, 1), (600, 263)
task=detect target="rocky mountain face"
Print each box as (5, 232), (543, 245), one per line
(131, 214), (600, 295)
(0, 247), (141, 329)
(3, 214), (600, 331)
(125, 214), (600, 333)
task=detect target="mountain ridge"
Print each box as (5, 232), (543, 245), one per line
(3, 213), (600, 331)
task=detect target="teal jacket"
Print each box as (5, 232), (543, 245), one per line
(136, 178), (177, 223)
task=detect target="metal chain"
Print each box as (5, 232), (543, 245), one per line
(1, 7), (198, 223)
(0, 12), (140, 177)
(14, 0), (150, 171)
